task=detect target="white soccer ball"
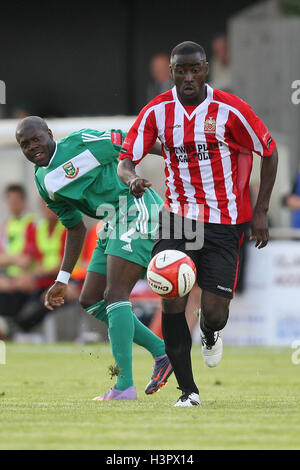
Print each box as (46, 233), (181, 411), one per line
(147, 250), (196, 298)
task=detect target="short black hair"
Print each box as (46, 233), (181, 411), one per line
(16, 116), (49, 141)
(5, 184), (26, 198)
(170, 41), (206, 61)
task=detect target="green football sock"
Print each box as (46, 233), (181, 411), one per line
(87, 300), (165, 358)
(132, 314), (165, 357)
(86, 300), (108, 322)
(106, 301), (134, 391)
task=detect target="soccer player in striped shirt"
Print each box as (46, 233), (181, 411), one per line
(118, 41), (278, 407)
(16, 116), (173, 401)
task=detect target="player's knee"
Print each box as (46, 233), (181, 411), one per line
(79, 294), (101, 310)
(103, 286), (129, 306)
(162, 297), (187, 314)
(201, 305), (229, 331)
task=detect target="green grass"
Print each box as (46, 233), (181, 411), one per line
(0, 343), (300, 450)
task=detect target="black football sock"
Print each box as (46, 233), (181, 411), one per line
(200, 315), (215, 344)
(200, 312), (228, 346)
(162, 311), (198, 395)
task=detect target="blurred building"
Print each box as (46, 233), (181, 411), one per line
(229, 0), (300, 182)
(0, 0), (258, 118)
(209, 34), (232, 92)
(147, 53), (173, 101)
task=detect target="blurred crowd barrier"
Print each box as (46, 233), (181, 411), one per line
(222, 238), (300, 346)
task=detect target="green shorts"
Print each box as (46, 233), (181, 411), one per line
(87, 188), (162, 276)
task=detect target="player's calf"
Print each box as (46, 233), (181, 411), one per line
(199, 311), (224, 368)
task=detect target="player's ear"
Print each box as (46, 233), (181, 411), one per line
(204, 62), (209, 77)
(48, 129), (53, 139)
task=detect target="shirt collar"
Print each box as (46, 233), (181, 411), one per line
(172, 84), (214, 120)
(43, 142), (57, 169)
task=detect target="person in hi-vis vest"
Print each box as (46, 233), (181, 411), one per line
(15, 200), (80, 332)
(0, 184), (37, 324)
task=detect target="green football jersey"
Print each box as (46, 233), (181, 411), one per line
(34, 128), (141, 228)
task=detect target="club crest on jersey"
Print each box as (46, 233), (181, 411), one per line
(63, 161), (79, 179)
(204, 116), (216, 133)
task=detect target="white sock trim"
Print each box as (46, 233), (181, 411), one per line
(106, 301), (132, 314)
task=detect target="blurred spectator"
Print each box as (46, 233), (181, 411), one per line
(12, 106), (31, 119)
(282, 167), (300, 227)
(0, 184), (37, 331)
(0, 194), (80, 336)
(0, 184), (36, 278)
(209, 33), (232, 92)
(72, 221), (103, 285)
(33, 201), (66, 288)
(14, 200), (80, 332)
(147, 53), (173, 101)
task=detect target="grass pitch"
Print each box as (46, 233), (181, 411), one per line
(0, 342), (299, 450)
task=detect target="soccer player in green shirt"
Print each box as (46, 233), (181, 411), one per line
(16, 116), (173, 401)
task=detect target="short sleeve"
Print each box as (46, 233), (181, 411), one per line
(229, 101), (276, 157)
(119, 105), (158, 165)
(81, 128), (127, 165)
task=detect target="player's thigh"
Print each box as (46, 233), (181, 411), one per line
(105, 255), (145, 302)
(103, 191), (161, 302)
(79, 238), (108, 308)
(104, 217), (154, 280)
(115, 197), (159, 270)
(196, 223), (246, 300)
(161, 295), (189, 314)
(201, 289), (231, 319)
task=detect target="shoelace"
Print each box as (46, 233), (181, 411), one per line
(176, 388), (193, 402)
(180, 393), (191, 402)
(202, 331), (219, 348)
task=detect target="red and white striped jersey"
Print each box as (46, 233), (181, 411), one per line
(119, 84), (276, 224)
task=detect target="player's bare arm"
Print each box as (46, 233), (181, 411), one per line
(44, 220), (86, 310)
(151, 140), (162, 156)
(284, 193), (300, 210)
(250, 146), (278, 249)
(117, 158), (152, 199)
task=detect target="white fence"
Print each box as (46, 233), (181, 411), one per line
(223, 240), (300, 346)
(0, 117), (291, 228)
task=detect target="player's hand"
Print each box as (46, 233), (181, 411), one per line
(250, 209), (269, 249)
(129, 176), (152, 199)
(44, 282), (67, 311)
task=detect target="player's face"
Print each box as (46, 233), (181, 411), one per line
(6, 191), (26, 216)
(170, 52), (209, 104)
(17, 127), (55, 166)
